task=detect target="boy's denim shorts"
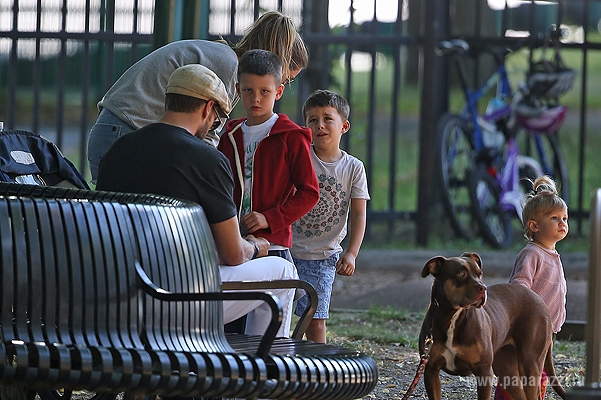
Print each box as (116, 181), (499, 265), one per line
(293, 253), (338, 319)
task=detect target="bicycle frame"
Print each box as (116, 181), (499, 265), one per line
(452, 48), (512, 150)
(495, 138), (543, 221)
(453, 45), (557, 219)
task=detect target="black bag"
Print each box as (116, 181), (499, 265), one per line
(0, 129), (89, 189)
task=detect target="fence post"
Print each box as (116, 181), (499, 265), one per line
(566, 188), (601, 399)
(153, 0), (175, 49)
(585, 188), (601, 385)
(415, 0), (448, 246)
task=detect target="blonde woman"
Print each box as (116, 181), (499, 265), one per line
(87, 11), (307, 182)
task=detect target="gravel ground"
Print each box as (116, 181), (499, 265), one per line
(361, 342), (586, 399)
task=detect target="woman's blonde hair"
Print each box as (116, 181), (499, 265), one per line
(521, 175), (567, 240)
(231, 11), (307, 83)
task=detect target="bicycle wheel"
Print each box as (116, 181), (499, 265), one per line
(435, 113), (477, 240)
(515, 130), (569, 205)
(467, 165), (514, 249)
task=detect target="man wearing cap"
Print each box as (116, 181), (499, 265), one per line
(96, 64), (298, 338)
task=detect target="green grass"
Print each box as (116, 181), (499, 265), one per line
(326, 306), (425, 348)
(322, 306), (587, 361)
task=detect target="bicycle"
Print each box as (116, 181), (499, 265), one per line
(435, 33), (574, 248)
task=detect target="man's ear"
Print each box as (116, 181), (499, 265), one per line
(202, 99), (214, 120)
(342, 120), (350, 134)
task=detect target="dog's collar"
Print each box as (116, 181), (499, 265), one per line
(430, 282), (440, 308)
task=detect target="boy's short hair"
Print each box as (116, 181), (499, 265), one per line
(237, 49), (283, 83)
(302, 89), (350, 121)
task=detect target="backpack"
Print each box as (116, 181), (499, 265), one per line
(0, 129), (89, 189)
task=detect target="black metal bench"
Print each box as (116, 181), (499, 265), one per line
(0, 182), (378, 399)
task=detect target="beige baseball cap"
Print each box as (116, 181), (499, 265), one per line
(165, 64), (233, 119)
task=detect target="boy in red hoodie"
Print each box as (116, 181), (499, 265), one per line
(218, 49), (319, 263)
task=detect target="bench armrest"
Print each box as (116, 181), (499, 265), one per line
(135, 261), (281, 357)
(222, 280), (318, 339)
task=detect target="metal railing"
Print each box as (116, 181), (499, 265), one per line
(0, 0), (154, 174)
(566, 188), (601, 398)
(585, 188), (601, 384)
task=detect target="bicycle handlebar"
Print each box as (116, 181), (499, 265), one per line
(437, 37), (531, 65)
(437, 24), (566, 60)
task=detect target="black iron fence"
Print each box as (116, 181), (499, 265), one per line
(0, 0), (598, 245)
(0, 0), (154, 166)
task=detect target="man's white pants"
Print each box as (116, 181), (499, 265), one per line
(220, 256), (297, 338)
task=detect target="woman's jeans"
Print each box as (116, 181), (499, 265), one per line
(87, 108), (135, 183)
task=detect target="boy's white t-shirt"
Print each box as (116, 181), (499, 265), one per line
(291, 146), (370, 260)
(239, 113), (279, 221)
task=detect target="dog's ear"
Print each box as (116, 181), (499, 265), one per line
(422, 256), (446, 277)
(460, 252), (482, 268)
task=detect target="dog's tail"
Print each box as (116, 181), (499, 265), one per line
(544, 341), (567, 399)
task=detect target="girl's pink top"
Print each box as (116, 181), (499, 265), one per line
(509, 242), (567, 333)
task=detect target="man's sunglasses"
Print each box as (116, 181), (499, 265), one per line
(211, 105), (226, 132)
(209, 96), (238, 134)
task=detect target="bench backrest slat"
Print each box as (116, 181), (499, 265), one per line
(17, 201), (31, 341)
(35, 198), (60, 344)
(0, 196), (144, 351)
(128, 202), (232, 354)
(99, 201), (140, 349)
(22, 200), (44, 341)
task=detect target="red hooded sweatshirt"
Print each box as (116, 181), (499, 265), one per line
(218, 114), (319, 248)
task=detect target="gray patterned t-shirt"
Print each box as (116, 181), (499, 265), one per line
(291, 147), (370, 260)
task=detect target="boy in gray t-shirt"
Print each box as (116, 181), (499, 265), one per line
(291, 90), (370, 343)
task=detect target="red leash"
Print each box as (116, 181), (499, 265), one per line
(401, 332), (433, 399)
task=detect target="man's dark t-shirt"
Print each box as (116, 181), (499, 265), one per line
(96, 123), (237, 224)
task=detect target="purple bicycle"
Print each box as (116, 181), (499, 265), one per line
(436, 31), (574, 248)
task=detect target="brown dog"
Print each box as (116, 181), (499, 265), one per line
(418, 252), (566, 400)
